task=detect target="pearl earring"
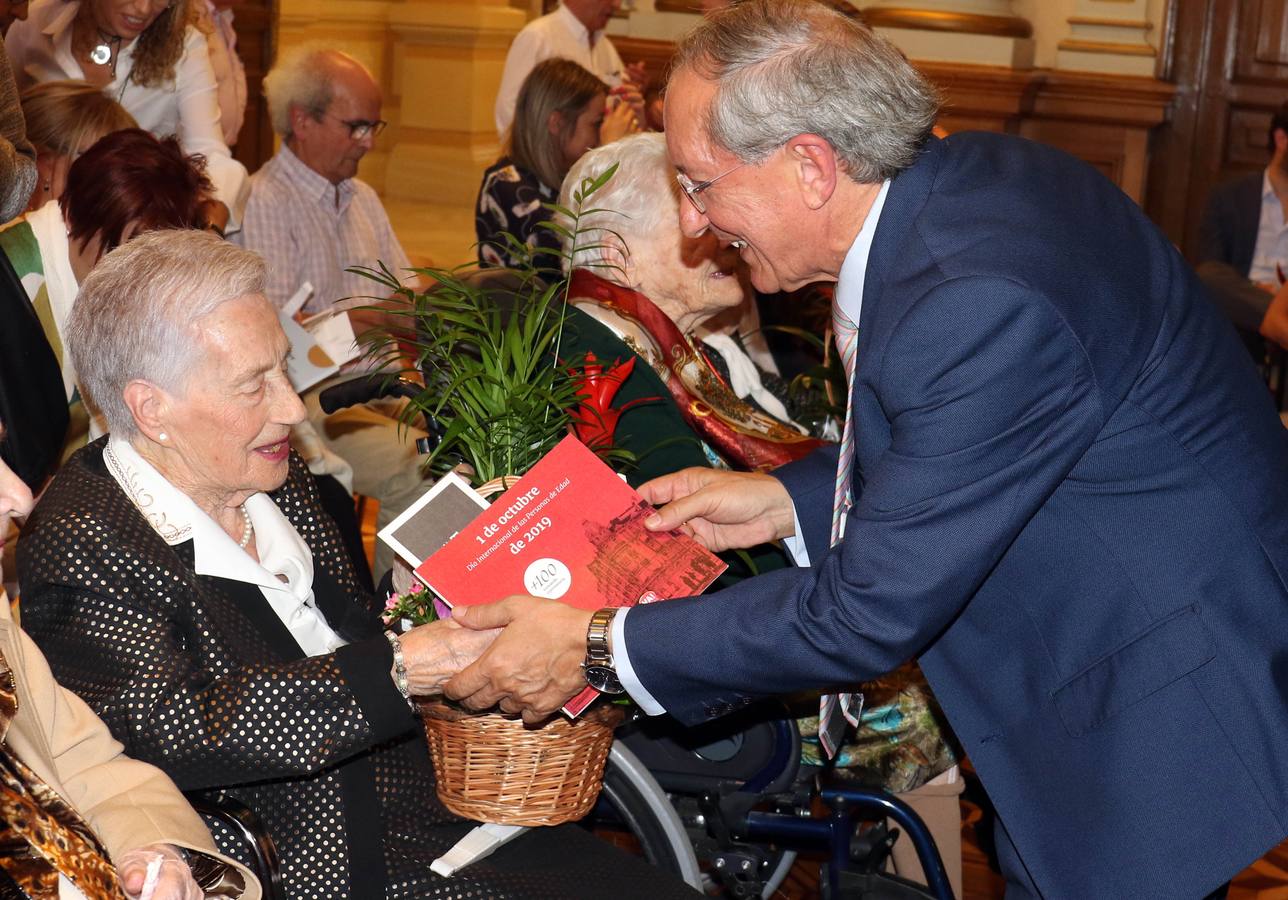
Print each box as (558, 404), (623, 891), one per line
(158, 432), (168, 442)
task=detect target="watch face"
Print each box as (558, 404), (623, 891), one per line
(584, 664), (625, 694)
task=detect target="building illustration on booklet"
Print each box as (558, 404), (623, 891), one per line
(585, 498), (727, 605)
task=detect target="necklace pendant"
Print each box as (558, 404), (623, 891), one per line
(90, 43), (112, 66)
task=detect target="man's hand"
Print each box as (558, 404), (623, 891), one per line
(637, 467), (796, 552)
(444, 598), (592, 724)
(1260, 280), (1288, 350)
(399, 618), (501, 696)
(117, 844), (201, 900)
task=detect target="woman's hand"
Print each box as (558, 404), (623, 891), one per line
(599, 99), (639, 146)
(398, 618), (501, 695)
(117, 844), (201, 900)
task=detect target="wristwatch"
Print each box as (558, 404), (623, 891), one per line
(583, 607), (625, 694)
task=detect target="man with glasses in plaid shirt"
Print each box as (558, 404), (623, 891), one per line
(237, 46), (429, 575)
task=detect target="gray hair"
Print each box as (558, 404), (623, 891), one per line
(674, 0), (941, 183)
(558, 133), (678, 273)
(264, 46), (364, 140)
(67, 230), (267, 437)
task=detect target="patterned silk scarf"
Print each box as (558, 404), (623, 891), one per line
(0, 650), (125, 900)
(569, 269), (825, 471)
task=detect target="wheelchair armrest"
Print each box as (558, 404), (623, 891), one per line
(183, 789), (285, 900)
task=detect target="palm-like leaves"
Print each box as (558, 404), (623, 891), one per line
(350, 163), (626, 484)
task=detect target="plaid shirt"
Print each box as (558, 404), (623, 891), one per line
(236, 145), (411, 314)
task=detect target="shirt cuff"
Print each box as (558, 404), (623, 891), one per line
(610, 608), (666, 716)
(780, 502), (811, 567)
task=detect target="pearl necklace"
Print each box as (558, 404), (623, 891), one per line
(238, 505), (254, 549)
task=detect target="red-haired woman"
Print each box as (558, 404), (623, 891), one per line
(5, 0), (246, 229)
(0, 127), (211, 451)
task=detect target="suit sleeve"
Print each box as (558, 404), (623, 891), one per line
(624, 276), (1105, 723)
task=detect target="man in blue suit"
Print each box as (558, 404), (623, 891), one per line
(446, 1), (1288, 895)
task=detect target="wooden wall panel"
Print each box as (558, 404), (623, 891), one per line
(613, 36), (1174, 206)
(1145, 0), (1288, 260)
(232, 0), (276, 173)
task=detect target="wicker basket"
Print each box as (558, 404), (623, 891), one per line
(418, 699), (624, 826)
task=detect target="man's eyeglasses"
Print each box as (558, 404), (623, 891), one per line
(322, 113), (388, 141)
(675, 162), (744, 215)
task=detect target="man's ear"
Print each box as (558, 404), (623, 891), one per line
(289, 103), (315, 139)
(1275, 127), (1288, 155)
(786, 134), (839, 211)
(122, 380), (170, 444)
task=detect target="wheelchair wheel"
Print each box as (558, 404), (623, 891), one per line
(583, 742), (705, 891)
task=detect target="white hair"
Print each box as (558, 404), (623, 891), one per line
(67, 230), (267, 437)
(557, 133), (679, 274)
(675, 0), (940, 183)
(263, 46), (368, 140)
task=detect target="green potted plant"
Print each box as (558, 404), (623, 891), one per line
(352, 165), (635, 826)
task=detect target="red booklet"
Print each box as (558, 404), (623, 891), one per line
(415, 434), (727, 714)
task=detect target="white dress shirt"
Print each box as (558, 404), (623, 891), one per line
(6, 0), (248, 223)
(1248, 169), (1288, 287)
(103, 436), (347, 657)
(613, 180), (892, 716)
(494, 3), (625, 137)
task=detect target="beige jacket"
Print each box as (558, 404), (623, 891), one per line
(0, 592), (260, 898)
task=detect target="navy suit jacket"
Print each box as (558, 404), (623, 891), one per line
(626, 133), (1288, 898)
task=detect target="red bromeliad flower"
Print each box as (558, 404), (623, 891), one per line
(569, 352), (654, 451)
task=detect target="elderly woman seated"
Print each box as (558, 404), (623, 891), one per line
(0, 423), (258, 898)
(557, 132), (823, 479)
(15, 230), (698, 899)
(556, 134), (964, 894)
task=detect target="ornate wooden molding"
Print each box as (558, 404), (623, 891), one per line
(860, 7), (1032, 39)
(1057, 38), (1156, 58)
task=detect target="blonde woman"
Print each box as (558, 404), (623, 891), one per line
(6, 0), (248, 228)
(475, 57), (635, 270)
(20, 79), (136, 211)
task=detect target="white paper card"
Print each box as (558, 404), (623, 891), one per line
(377, 472), (489, 568)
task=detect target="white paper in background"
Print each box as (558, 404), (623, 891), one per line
(281, 281), (314, 319)
(304, 310), (360, 368)
(278, 313), (339, 393)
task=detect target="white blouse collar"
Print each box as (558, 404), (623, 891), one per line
(103, 436), (346, 655)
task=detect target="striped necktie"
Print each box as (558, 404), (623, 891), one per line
(818, 304), (862, 758)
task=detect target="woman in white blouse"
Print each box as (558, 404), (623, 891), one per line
(5, 0), (247, 229)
